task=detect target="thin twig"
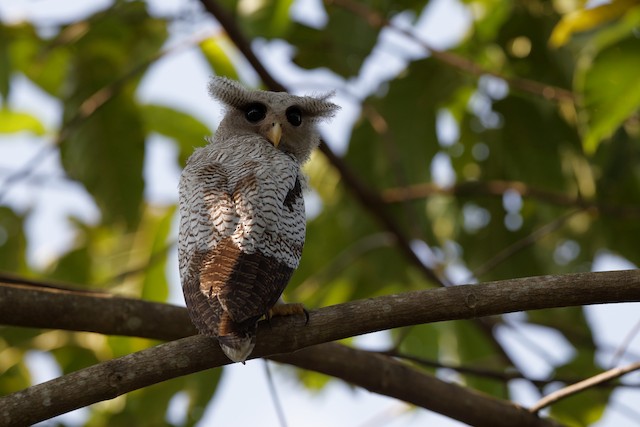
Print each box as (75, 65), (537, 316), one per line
(381, 180), (640, 218)
(610, 318), (640, 368)
(529, 362), (640, 413)
(263, 361), (289, 427)
(99, 241), (176, 286)
(0, 145), (56, 204)
(472, 209), (583, 280)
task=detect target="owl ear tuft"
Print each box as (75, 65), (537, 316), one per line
(208, 77), (251, 109)
(302, 92), (340, 121)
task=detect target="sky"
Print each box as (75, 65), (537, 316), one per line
(0, 0), (639, 426)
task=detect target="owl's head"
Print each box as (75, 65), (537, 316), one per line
(208, 77), (339, 163)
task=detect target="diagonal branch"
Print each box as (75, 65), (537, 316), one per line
(529, 361), (640, 413)
(327, 0), (575, 102)
(379, 349), (640, 389)
(0, 337), (561, 427)
(198, 0), (446, 287)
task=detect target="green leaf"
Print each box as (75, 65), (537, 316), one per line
(183, 369), (222, 427)
(58, 1), (167, 230)
(0, 207), (28, 274)
(140, 205), (176, 303)
(549, 0), (639, 47)
(6, 22), (71, 96)
(290, 10), (378, 77)
(0, 24), (11, 101)
(451, 321), (509, 398)
(61, 94), (145, 229)
(140, 104), (212, 167)
(199, 36), (239, 81)
(0, 109), (46, 135)
(48, 246), (92, 285)
(577, 35), (640, 153)
(218, 0), (296, 39)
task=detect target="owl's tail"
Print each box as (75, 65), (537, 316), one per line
(217, 313), (257, 363)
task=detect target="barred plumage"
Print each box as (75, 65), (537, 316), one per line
(178, 78), (338, 362)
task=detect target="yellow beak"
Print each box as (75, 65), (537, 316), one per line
(267, 122), (282, 147)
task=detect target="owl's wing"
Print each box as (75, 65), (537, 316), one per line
(210, 161), (299, 324)
(179, 162), (237, 337)
(179, 157), (300, 340)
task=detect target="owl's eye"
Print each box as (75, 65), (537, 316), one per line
(244, 103), (267, 123)
(286, 106), (302, 127)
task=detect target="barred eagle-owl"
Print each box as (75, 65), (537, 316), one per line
(178, 77), (338, 362)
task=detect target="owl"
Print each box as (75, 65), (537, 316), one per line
(178, 77), (339, 363)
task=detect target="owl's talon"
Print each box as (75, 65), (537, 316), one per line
(268, 302), (308, 324)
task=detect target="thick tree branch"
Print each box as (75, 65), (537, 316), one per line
(3, 271), (638, 344)
(1, 271), (639, 426)
(0, 337), (560, 427)
(0, 281), (194, 340)
(272, 344), (562, 427)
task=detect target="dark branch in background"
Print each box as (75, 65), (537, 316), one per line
(1, 270), (640, 426)
(271, 344), (563, 427)
(382, 180), (640, 218)
(327, 0), (575, 103)
(379, 349), (640, 389)
(198, 0), (446, 288)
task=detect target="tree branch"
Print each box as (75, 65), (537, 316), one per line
(379, 349), (640, 389)
(0, 280), (194, 340)
(271, 344), (563, 427)
(381, 180), (640, 218)
(1, 270), (639, 425)
(529, 361), (640, 413)
(0, 337), (560, 427)
(3, 271), (638, 344)
(327, 0), (575, 102)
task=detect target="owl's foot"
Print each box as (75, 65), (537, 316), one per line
(267, 303), (309, 324)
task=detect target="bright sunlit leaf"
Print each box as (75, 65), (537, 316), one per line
(0, 109), (46, 135)
(199, 36), (239, 81)
(549, 0), (640, 47)
(577, 35), (640, 153)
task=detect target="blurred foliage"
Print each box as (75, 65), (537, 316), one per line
(0, 0), (639, 425)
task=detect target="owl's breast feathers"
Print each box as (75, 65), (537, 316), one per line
(178, 140), (305, 362)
